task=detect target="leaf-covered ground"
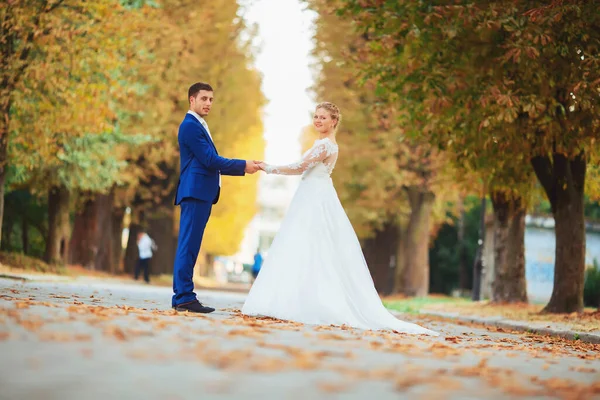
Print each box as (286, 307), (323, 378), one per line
(0, 256), (245, 292)
(1, 279), (599, 399)
(416, 299), (600, 333)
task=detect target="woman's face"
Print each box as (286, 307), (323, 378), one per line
(313, 107), (336, 134)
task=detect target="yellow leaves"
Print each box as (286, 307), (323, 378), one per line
(38, 332), (92, 342)
(317, 333), (347, 341)
(227, 328), (267, 339)
(317, 381), (351, 393)
(136, 315), (153, 322)
(103, 325), (127, 341)
(6, 0), (158, 191)
(424, 300), (600, 334)
(570, 366), (597, 373)
(14, 301), (30, 309)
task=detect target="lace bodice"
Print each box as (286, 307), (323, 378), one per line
(263, 138), (338, 178)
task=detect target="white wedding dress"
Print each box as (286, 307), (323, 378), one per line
(241, 137), (438, 336)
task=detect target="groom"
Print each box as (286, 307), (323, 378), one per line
(172, 82), (261, 313)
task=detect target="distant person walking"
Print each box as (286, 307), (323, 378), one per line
(252, 250), (263, 280)
(135, 231), (157, 284)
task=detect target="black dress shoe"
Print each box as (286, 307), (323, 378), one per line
(173, 300), (215, 314)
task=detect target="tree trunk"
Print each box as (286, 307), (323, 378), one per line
(147, 208), (176, 276)
(490, 191), (527, 303)
(112, 207), (125, 273)
(44, 185), (71, 264)
(472, 196), (486, 301)
(531, 151), (586, 313)
(124, 222), (142, 275)
(94, 191), (115, 272)
(69, 198), (98, 268)
(362, 221), (400, 295)
(403, 187), (435, 297)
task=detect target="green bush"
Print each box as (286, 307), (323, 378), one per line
(584, 258), (600, 308)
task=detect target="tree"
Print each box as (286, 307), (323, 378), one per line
(4, 0), (264, 274)
(338, 0), (600, 312)
(4, 0), (155, 264)
(1, 0), (155, 249)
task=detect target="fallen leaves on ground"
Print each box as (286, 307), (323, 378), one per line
(424, 301), (600, 332)
(3, 286), (600, 400)
(317, 381), (353, 393)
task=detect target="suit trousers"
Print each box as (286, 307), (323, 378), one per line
(172, 198), (212, 307)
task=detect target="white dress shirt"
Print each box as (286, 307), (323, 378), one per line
(187, 110), (221, 186)
(137, 233), (156, 260)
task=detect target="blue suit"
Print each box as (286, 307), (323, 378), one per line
(172, 112), (246, 307)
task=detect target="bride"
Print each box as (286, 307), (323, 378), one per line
(241, 102), (438, 336)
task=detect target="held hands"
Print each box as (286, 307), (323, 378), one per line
(245, 160), (265, 174)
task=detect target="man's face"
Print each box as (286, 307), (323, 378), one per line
(190, 90), (214, 117)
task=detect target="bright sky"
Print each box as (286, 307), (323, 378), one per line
(242, 0), (317, 164)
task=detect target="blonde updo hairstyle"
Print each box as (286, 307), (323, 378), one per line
(316, 102), (342, 133)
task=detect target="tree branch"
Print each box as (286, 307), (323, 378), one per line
(530, 153), (556, 209)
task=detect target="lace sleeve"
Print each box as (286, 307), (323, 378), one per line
(264, 142), (335, 175)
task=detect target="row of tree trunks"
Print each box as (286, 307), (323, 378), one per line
(69, 189), (125, 273)
(69, 198), (98, 268)
(379, 188), (527, 303)
(123, 203), (177, 277)
(380, 177), (581, 312)
(94, 192), (116, 273)
(362, 187), (435, 297)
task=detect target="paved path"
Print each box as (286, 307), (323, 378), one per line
(1, 278), (599, 399)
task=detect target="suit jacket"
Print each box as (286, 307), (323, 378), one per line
(174, 113), (246, 205)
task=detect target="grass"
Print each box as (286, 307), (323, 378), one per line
(382, 293), (600, 333)
(0, 251), (247, 293)
(383, 294), (470, 314)
(0, 251), (67, 275)
(423, 300), (600, 332)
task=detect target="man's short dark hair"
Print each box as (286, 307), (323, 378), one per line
(188, 82), (213, 102)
